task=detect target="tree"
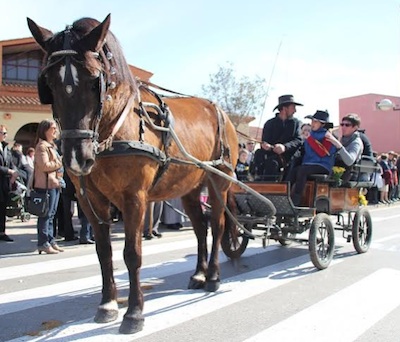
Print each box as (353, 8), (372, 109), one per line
(201, 62), (266, 127)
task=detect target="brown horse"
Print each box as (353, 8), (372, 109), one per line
(27, 15), (238, 334)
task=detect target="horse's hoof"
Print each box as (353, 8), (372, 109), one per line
(94, 308), (118, 323)
(204, 280), (220, 292)
(188, 275), (206, 289)
(119, 315), (144, 334)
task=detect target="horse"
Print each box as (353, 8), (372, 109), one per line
(27, 14), (238, 334)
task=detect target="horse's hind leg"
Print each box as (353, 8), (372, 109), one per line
(182, 190), (209, 290)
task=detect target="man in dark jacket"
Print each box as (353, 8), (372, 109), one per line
(0, 125), (19, 242)
(254, 94), (303, 180)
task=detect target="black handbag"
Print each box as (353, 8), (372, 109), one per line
(27, 173), (49, 217)
(28, 189), (49, 217)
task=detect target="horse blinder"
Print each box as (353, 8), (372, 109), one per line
(37, 72), (53, 104)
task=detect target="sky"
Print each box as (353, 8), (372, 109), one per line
(1, 0), (400, 127)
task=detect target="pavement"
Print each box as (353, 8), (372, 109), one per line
(0, 214), (192, 257)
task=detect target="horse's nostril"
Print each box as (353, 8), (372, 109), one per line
(83, 159), (95, 173)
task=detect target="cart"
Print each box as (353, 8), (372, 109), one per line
(221, 157), (378, 270)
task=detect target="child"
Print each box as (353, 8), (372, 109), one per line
(235, 149), (251, 181)
(290, 110), (337, 206)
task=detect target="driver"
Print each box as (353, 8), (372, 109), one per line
(254, 94), (303, 181)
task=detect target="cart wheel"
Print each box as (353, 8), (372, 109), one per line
(352, 207), (372, 253)
(309, 213), (335, 270)
(221, 223), (251, 259)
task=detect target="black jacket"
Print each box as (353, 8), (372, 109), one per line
(261, 114), (302, 163)
(0, 142), (15, 202)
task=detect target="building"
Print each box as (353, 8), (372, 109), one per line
(339, 93), (400, 154)
(0, 37), (153, 150)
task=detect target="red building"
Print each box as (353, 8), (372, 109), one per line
(339, 93), (400, 154)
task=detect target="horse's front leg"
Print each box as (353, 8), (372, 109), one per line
(182, 193), (209, 290)
(93, 221), (119, 323)
(204, 184), (229, 292)
(118, 199), (146, 334)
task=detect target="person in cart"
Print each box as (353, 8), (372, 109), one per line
(290, 110), (338, 206)
(254, 94), (303, 181)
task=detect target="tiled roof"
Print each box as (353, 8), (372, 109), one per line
(0, 95), (42, 106)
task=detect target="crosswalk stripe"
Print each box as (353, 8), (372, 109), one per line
(7, 254), (332, 342)
(0, 243), (280, 316)
(0, 239), (200, 281)
(244, 268), (400, 342)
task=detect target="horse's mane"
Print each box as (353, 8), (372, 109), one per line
(68, 17), (137, 92)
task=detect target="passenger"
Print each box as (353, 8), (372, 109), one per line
(325, 113), (364, 182)
(235, 149), (251, 181)
(300, 123), (311, 139)
(290, 110), (338, 206)
(256, 94), (303, 181)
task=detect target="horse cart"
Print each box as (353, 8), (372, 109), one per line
(221, 157), (378, 270)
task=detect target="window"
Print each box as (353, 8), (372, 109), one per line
(2, 50), (42, 84)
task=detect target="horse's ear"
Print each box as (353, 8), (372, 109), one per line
(78, 14), (111, 52)
(27, 18), (54, 51)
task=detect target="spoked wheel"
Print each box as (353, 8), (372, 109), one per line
(221, 223), (251, 259)
(352, 207), (372, 253)
(309, 213), (335, 270)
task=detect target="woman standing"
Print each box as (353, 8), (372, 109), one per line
(33, 119), (63, 254)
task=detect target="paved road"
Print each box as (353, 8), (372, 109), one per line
(1, 203), (400, 341)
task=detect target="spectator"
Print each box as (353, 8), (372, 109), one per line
(388, 151), (398, 201)
(379, 153), (392, 204)
(11, 142), (29, 184)
(77, 201), (94, 244)
(162, 197), (185, 230)
(143, 202), (163, 240)
(0, 125), (18, 242)
(33, 119), (64, 254)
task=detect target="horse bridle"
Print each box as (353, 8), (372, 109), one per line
(40, 25), (120, 154)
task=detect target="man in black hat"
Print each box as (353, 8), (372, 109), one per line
(253, 94), (303, 180)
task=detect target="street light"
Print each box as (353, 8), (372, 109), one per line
(377, 98), (400, 111)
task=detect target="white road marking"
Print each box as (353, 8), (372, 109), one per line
(244, 268), (400, 342)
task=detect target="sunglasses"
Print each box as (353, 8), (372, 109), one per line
(0, 132), (7, 135)
(340, 123), (352, 127)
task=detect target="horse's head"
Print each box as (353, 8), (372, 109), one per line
(27, 15), (136, 176)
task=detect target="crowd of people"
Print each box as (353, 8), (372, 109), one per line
(235, 94), (399, 207)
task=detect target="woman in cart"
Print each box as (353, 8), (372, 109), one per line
(290, 110), (337, 206)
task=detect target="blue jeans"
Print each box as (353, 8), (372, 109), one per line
(36, 188), (60, 247)
(77, 202), (93, 241)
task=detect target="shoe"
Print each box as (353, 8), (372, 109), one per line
(51, 243), (64, 252)
(64, 236), (79, 241)
(38, 246), (58, 254)
(152, 231), (163, 238)
(79, 239), (95, 244)
(144, 234), (153, 240)
(0, 234), (13, 242)
(166, 223), (182, 230)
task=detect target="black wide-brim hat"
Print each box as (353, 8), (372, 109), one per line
(273, 94), (303, 111)
(305, 110), (329, 123)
